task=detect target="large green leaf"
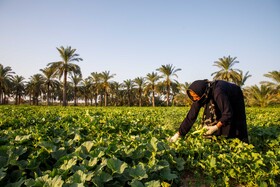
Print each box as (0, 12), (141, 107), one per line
(15, 134), (31, 143)
(44, 175), (64, 187)
(51, 147), (67, 161)
(38, 141), (57, 153)
(89, 148), (105, 158)
(67, 183), (84, 187)
(8, 146), (27, 158)
(60, 157), (77, 171)
(67, 170), (93, 184)
(174, 157), (185, 171)
(145, 180), (161, 187)
(0, 167), (7, 181)
(209, 156), (216, 168)
(92, 171), (113, 187)
(26, 175), (64, 187)
(81, 141), (94, 153)
(83, 157), (98, 168)
(150, 159), (169, 172)
(148, 137), (158, 152)
(0, 136), (9, 145)
(160, 167), (177, 180)
(0, 146), (9, 168)
(4, 178), (25, 187)
(107, 158), (128, 174)
(130, 179), (144, 187)
(8, 146), (27, 165)
(129, 162), (148, 180)
(75, 141), (94, 155)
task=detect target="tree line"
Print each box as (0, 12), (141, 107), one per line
(0, 46), (279, 107)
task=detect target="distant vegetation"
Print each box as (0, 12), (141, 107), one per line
(0, 46), (279, 106)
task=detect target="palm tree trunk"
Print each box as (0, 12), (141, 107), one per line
(36, 96), (39, 105)
(105, 92), (108, 107)
(139, 89), (142, 107)
(47, 83), (50, 106)
(152, 90), (155, 107)
(29, 94), (32, 105)
(85, 96), (88, 106)
(0, 87), (3, 104)
(63, 70), (68, 106)
(18, 94), (21, 105)
(100, 94), (103, 106)
(15, 94), (18, 105)
(94, 94), (98, 106)
(129, 92), (132, 106)
(167, 85), (170, 106)
(17, 93), (19, 105)
(74, 86), (77, 106)
(51, 92), (54, 104)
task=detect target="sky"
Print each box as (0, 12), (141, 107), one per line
(0, 0), (279, 87)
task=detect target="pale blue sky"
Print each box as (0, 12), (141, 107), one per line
(0, 0), (279, 86)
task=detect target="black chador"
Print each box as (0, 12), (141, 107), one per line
(179, 80), (249, 143)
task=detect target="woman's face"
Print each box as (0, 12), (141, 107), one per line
(189, 90), (201, 101)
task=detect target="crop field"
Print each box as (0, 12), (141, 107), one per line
(0, 106), (279, 187)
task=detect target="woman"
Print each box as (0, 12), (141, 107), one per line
(169, 79), (249, 143)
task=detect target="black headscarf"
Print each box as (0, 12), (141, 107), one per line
(187, 79), (211, 104)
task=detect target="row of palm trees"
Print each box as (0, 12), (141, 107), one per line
(243, 71), (280, 107)
(0, 46), (279, 107)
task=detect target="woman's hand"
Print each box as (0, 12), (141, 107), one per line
(204, 121), (222, 135)
(204, 125), (218, 135)
(168, 132), (180, 142)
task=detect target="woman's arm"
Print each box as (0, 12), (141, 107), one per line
(178, 101), (202, 136)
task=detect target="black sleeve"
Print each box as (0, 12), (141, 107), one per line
(179, 102), (201, 136)
(214, 88), (233, 126)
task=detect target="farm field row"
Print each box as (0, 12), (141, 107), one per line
(0, 106), (279, 186)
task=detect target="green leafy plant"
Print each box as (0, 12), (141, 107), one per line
(0, 106), (279, 186)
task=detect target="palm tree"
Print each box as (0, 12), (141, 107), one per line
(40, 66), (59, 105)
(156, 64), (181, 106)
(261, 70), (280, 103)
(174, 82), (192, 105)
(170, 80), (180, 105)
(110, 81), (122, 106)
(146, 72), (161, 107)
(100, 71), (116, 107)
(27, 74), (44, 105)
(123, 79), (135, 106)
(155, 81), (167, 106)
(180, 82), (191, 96)
(11, 75), (25, 105)
(211, 56), (242, 84)
(0, 64), (14, 104)
(48, 46), (83, 106)
(134, 77), (146, 107)
(237, 71), (252, 87)
(69, 73), (82, 106)
(261, 70), (280, 90)
(52, 81), (63, 104)
(243, 85), (276, 107)
(90, 72), (101, 106)
(80, 77), (92, 106)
